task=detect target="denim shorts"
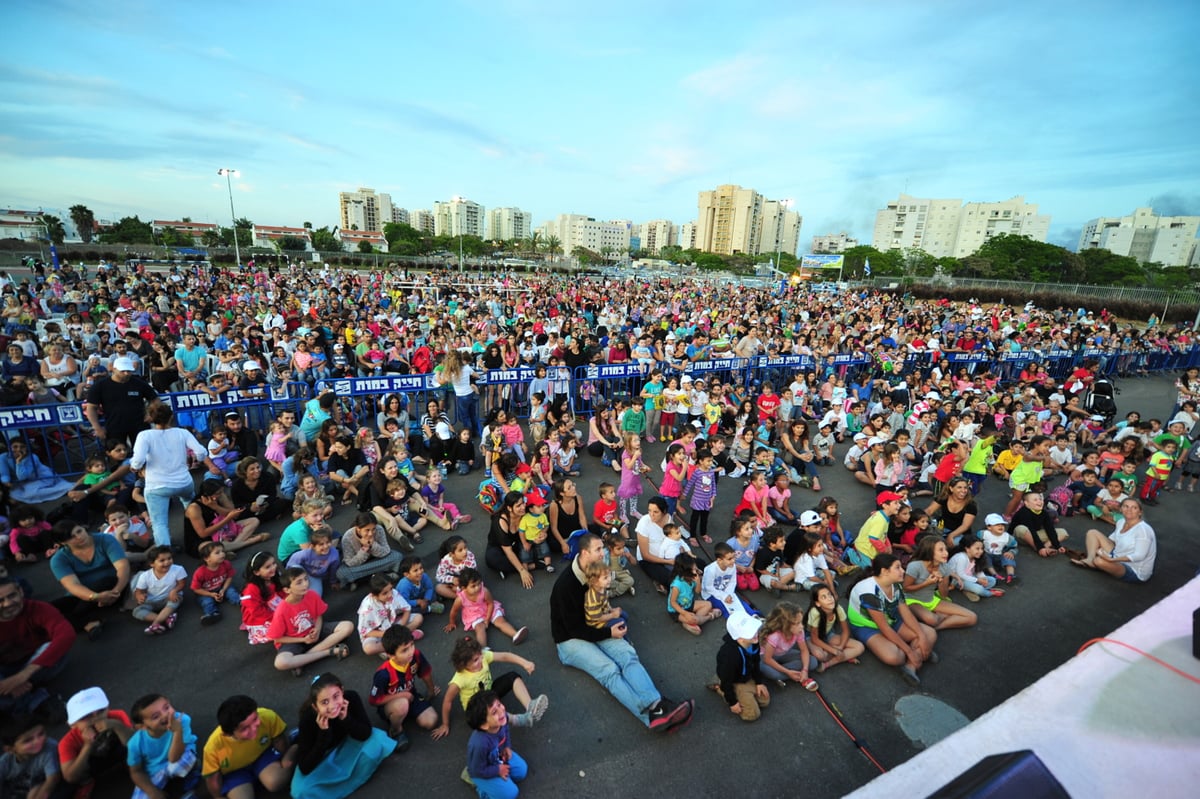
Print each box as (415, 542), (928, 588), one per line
(850, 618), (903, 644)
(1119, 564), (1146, 583)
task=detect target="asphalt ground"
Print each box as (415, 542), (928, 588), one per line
(16, 373), (1196, 799)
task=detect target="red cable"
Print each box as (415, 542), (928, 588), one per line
(1076, 637), (1200, 684)
(813, 689), (888, 774)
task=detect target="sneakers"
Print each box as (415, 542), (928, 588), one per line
(528, 693), (549, 723)
(412, 629), (424, 641)
(428, 601), (446, 614)
(648, 698), (694, 732)
(836, 564), (862, 577)
(200, 612), (221, 626)
(458, 514), (473, 525)
(460, 767), (475, 786)
(989, 588), (1005, 597)
(899, 665), (921, 686)
(144, 623), (165, 635)
(927, 650), (940, 664)
(545, 564), (555, 574)
(629, 586), (636, 596)
(963, 591), (980, 603)
(512, 626), (529, 645)
(508, 711), (533, 728)
(389, 730), (411, 753)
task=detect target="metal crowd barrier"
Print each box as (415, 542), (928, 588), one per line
(3, 345), (1197, 479)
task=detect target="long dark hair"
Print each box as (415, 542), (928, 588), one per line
(243, 551), (283, 596)
(302, 672), (343, 718)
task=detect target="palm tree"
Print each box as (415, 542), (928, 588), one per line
(544, 235), (562, 258)
(522, 232), (542, 256)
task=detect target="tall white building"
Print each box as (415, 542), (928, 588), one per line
(434, 197), (485, 238)
(636, 219), (678, 254)
(409, 209), (435, 234)
(872, 193), (1050, 258)
(537, 214), (632, 256)
(811, 232), (859, 253)
(678, 222), (697, 250)
(487, 207), (532, 241)
(338, 187), (392, 232)
(695, 184), (800, 256)
(391, 207), (410, 226)
(1078, 207), (1200, 266)
(758, 200), (802, 259)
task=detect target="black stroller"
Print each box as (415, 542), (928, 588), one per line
(1083, 376), (1119, 425)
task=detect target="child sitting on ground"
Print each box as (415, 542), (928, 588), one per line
(127, 693), (201, 799)
(710, 612), (771, 722)
(132, 545), (188, 635)
(726, 517), (762, 592)
(443, 568), (529, 648)
(396, 555), (445, 616)
(285, 529), (342, 598)
(369, 625), (440, 752)
(101, 504), (152, 559)
(462, 690), (530, 796)
(518, 491), (554, 573)
(667, 553), (720, 636)
(583, 561), (629, 632)
(947, 538), (1004, 602)
(702, 543), (751, 618)
(358, 572), (426, 656)
(266, 567), (354, 675)
(1087, 478), (1129, 525)
(754, 527), (798, 596)
(757, 602), (819, 691)
(602, 533), (636, 597)
(192, 541), (240, 626)
(0, 714), (63, 799)
(420, 469), (471, 531)
(434, 535), (477, 601)
(978, 513), (1018, 585)
(6, 505), (54, 563)
(432, 636), (548, 741)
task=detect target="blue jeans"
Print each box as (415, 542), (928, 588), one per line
(472, 750), (528, 799)
(456, 392), (481, 436)
(556, 637), (661, 726)
(145, 483), (196, 547)
(198, 586), (242, 616)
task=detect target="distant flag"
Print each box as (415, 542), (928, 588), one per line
(864, 257), (872, 277)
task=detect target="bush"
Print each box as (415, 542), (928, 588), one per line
(886, 283), (1200, 324)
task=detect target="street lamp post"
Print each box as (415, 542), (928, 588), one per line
(217, 168), (241, 267)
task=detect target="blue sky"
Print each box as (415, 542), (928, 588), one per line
(2, 0), (1198, 250)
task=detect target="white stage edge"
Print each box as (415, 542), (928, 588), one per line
(849, 576), (1200, 798)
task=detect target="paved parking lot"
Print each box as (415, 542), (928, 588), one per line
(22, 374), (1195, 799)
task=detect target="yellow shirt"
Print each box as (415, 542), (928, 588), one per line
(519, 511), (549, 542)
(450, 649), (495, 709)
(202, 707), (286, 776)
(995, 450), (1023, 472)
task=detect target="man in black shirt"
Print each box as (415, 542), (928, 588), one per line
(549, 532), (693, 733)
(84, 356), (157, 445)
(222, 411), (259, 459)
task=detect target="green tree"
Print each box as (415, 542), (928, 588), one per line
(571, 246), (601, 265)
(357, 240), (375, 253)
(384, 222), (423, 249)
(695, 252), (725, 271)
(543, 235), (562, 258)
(98, 215), (155, 244)
(41, 214), (66, 245)
(1079, 248), (1146, 286)
(158, 226), (188, 247)
(310, 226), (342, 252)
(658, 245), (684, 263)
(201, 229), (222, 247)
(842, 245), (902, 278)
(277, 235), (308, 251)
(964, 234), (1083, 283)
(69, 204), (95, 243)
(522, 232), (542, 256)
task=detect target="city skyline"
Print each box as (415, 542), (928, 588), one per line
(2, 1), (1198, 250)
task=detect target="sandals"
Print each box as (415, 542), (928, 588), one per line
(1069, 558), (1091, 569)
(682, 622), (702, 636)
(800, 677), (819, 692)
(330, 644), (350, 660)
(84, 621), (104, 641)
(410, 532), (424, 545)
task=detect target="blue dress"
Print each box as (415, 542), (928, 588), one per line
(291, 691), (395, 799)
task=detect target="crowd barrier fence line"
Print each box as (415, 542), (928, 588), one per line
(2, 347), (1196, 479)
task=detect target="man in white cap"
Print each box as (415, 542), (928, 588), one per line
(60, 686), (135, 796)
(84, 355), (158, 446)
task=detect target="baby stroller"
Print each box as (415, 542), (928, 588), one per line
(1083, 377), (1118, 425)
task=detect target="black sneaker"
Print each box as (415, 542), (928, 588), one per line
(200, 612), (221, 626)
(389, 730), (411, 753)
(648, 698), (692, 732)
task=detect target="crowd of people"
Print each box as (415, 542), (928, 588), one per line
(0, 257), (1197, 798)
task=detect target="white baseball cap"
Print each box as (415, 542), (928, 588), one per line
(984, 513), (1007, 526)
(111, 357), (136, 372)
(726, 612), (763, 642)
(799, 510), (822, 526)
(67, 686), (110, 725)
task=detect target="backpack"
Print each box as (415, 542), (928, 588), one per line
(477, 478), (502, 515)
(1046, 480), (1075, 516)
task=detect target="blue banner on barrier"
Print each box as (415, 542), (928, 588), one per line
(946, 352), (992, 363)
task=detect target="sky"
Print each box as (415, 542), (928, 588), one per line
(2, 0), (1199, 251)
